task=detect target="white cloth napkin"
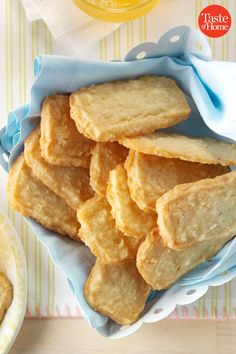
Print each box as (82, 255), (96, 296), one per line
(21, 0), (120, 52)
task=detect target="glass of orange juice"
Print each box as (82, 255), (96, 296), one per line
(73, 0), (160, 22)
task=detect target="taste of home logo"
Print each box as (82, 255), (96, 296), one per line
(198, 4), (231, 38)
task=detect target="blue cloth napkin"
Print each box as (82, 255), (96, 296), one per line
(1, 26), (236, 336)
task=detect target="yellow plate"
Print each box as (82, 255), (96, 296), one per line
(0, 210), (27, 354)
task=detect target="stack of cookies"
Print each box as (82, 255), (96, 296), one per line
(7, 76), (236, 325)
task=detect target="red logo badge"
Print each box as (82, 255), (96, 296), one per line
(198, 5), (231, 38)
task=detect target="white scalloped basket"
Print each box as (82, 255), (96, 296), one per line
(1, 26), (236, 339)
(0, 210), (27, 353)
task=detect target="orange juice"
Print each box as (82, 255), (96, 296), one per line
(73, 0), (160, 22)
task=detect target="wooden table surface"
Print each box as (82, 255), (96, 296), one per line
(10, 319), (236, 354)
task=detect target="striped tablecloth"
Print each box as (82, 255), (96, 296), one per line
(0, 0), (236, 320)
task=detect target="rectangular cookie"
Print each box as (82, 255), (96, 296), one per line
(136, 229), (233, 290)
(156, 171), (236, 250)
(120, 132), (236, 166)
(84, 260), (151, 325)
(125, 150), (229, 212)
(40, 95), (94, 168)
(90, 142), (128, 195)
(106, 163), (156, 238)
(70, 76), (190, 142)
(24, 127), (94, 210)
(77, 195), (143, 264)
(7, 154), (80, 240)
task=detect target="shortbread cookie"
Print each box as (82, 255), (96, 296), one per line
(70, 76), (190, 142)
(8, 154), (80, 240)
(120, 132), (236, 166)
(40, 95), (94, 168)
(156, 171), (236, 249)
(85, 260), (150, 325)
(125, 150), (229, 212)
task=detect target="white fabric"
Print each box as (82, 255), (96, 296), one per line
(21, 0), (41, 21)
(21, 0), (120, 52)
